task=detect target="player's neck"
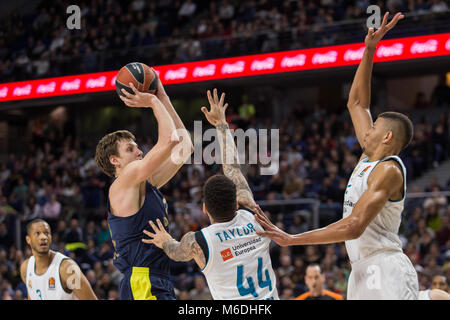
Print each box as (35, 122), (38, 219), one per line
(367, 147), (397, 162)
(33, 250), (55, 271)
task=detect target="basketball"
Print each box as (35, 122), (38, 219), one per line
(115, 62), (159, 97)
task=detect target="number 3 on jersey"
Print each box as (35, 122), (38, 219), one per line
(236, 257), (272, 298)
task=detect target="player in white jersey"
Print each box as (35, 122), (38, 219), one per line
(20, 219), (98, 300)
(254, 12), (421, 299)
(142, 89), (279, 300)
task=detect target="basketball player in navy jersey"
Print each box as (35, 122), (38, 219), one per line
(94, 78), (193, 300)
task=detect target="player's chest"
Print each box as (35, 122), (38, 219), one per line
(27, 274), (59, 299)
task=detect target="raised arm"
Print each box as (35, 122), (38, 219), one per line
(142, 219), (206, 269)
(201, 89), (257, 210)
(347, 12), (404, 149)
(117, 83), (180, 186)
(146, 75), (194, 188)
(255, 161), (403, 246)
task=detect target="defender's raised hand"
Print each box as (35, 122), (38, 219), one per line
(201, 88), (229, 126)
(120, 82), (158, 108)
(365, 12), (404, 49)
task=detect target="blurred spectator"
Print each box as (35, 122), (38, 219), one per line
(189, 275), (212, 300)
(295, 264), (344, 300)
(97, 219), (111, 244)
(42, 194), (61, 230)
(430, 275), (448, 292)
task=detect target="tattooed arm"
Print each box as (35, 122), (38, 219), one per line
(201, 89), (257, 210)
(142, 219), (206, 269)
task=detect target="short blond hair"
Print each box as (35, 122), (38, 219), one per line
(94, 130), (136, 177)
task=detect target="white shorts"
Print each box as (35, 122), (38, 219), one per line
(347, 250), (419, 300)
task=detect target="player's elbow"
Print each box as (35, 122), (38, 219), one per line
(346, 100), (360, 110)
(346, 217), (364, 239)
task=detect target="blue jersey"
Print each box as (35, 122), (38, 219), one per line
(107, 181), (171, 278)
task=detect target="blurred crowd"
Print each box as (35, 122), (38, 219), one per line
(1, 0), (449, 82)
(0, 94), (449, 299)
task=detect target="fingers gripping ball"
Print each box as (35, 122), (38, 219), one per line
(115, 62), (158, 97)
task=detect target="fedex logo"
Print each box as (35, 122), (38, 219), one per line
(221, 248), (234, 261)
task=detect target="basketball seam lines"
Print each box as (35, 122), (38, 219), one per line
(116, 79), (130, 88)
(143, 66), (147, 91)
(125, 65), (143, 90)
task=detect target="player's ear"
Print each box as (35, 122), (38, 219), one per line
(202, 203), (207, 214)
(25, 235), (31, 246)
(109, 155), (120, 167)
(383, 130), (393, 144)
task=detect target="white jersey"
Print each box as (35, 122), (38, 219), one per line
(26, 251), (78, 300)
(200, 209), (279, 300)
(343, 155), (406, 264)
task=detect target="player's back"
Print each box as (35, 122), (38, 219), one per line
(200, 209), (279, 300)
(26, 251), (77, 300)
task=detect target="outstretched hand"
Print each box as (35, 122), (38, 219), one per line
(142, 219), (173, 249)
(201, 88), (229, 126)
(365, 12), (404, 49)
(254, 205), (293, 247)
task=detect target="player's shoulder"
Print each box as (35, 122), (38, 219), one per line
(59, 257), (80, 276)
(369, 159), (403, 184)
(237, 207), (256, 216)
(20, 258), (30, 281)
(20, 258), (30, 273)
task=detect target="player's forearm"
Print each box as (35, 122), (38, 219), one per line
(158, 95), (194, 158)
(161, 237), (195, 262)
(347, 46), (376, 110)
(152, 99), (179, 146)
(216, 122), (255, 206)
(289, 217), (361, 245)
(159, 95), (185, 130)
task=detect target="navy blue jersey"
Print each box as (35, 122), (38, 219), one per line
(107, 181), (171, 278)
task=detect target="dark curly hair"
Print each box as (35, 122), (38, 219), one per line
(203, 174), (237, 221)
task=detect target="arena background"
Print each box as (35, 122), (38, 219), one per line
(0, 0), (449, 300)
